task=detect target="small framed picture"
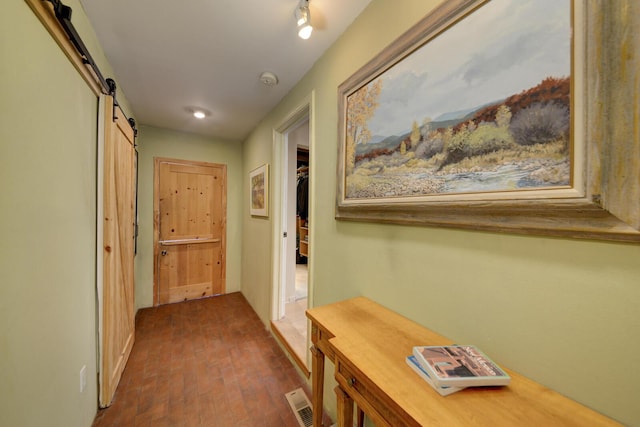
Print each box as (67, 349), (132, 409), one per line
(249, 164), (269, 217)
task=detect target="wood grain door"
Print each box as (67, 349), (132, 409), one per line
(154, 158), (226, 305)
(100, 95), (136, 407)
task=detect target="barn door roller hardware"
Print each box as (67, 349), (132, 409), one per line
(105, 78), (137, 136)
(43, 0), (136, 134)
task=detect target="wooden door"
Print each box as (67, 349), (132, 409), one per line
(100, 95), (136, 407)
(154, 158), (226, 305)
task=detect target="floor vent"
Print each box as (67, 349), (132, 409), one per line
(285, 388), (313, 427)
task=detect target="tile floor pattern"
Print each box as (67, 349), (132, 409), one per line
(92, 293), (308, 427)
(294, 263), (308, 301)
(272, 263), (310, 367)
(273, 298), (308, 368)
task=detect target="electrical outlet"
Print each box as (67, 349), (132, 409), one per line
(79, 365), (87, 393)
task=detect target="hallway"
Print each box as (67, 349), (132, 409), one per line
(92, 293), (308, 427)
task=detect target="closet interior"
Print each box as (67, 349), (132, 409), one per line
(296, 148), (309, 263)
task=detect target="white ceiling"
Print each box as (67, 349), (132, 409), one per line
(79, 0), (372, 141)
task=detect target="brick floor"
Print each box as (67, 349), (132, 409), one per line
(92, 292), (309, 427)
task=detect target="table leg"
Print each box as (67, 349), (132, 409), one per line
(310, 345), (325, 427)
(335, 386), (354, 427)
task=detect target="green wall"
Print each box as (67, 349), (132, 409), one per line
(241, 0), (640, 425)
(0, 1), (133, 425)
(135, 125), (244, 308)
(0, 1), (111, 426)
(241, 120), (276, 319)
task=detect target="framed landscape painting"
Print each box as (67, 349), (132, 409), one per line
(336, 0), (640, 242)
(250, 164), (269, 217)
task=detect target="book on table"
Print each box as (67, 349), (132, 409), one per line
(405, 355), (464, 396)
(412, 345), (510, 388)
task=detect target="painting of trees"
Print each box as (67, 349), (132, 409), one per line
(345, 79), (382, 173)
(344, 73), (571, 199)
(340, 0), (573, 200)
(347, 79), (383, 146)
(410, 120), (421, 149)
(336, 0), (640, 243)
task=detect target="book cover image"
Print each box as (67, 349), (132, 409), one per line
(405, 355), (464, 396)
(413, 345), (510, 388)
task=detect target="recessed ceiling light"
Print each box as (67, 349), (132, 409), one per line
(185, 107), (212, 119)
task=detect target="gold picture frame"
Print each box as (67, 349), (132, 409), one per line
(336, 0), (639, 242)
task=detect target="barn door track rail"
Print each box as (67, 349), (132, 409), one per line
(43, 0), (136, 133)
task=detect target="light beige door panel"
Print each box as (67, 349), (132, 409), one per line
(100, 94), (136, 407)
(159, 242), (223, 303)
(154, 158), (226, 305)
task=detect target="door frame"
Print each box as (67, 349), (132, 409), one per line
(153, 157), (228, 306)
(270, 92), (315, 364)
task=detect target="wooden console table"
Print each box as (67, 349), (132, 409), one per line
(306, 297), (619, 427)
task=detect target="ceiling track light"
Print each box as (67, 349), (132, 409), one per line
(295, 0), (313, 40)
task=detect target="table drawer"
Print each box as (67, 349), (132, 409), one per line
(335, 356), (413, 427)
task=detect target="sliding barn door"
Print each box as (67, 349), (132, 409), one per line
(155, 158), (227, 305)
(100, 94), (136, 407)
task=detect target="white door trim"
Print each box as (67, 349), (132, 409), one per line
(270, 91), (315, 367)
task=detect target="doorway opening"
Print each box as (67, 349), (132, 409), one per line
(270, 95), (313, 375)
